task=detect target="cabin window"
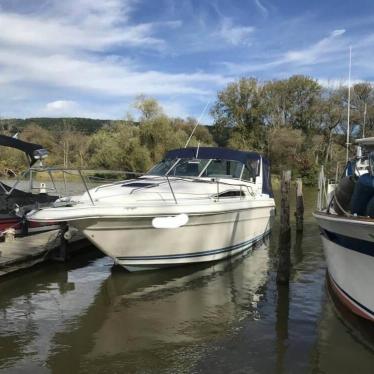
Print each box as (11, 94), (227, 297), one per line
(214, 190), (246, 198)
(203, 159), (242, 179)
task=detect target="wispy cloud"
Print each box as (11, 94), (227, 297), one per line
(0, 2), (166, 52)
(0, 0), (229, 113)
(217, 18), (254, 46)
(254, 0), (269, 18)
(284, 29), (347, 65)
(0, 48), (229, 96)
(221, 29), (349, 75)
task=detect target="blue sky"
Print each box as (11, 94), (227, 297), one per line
(1, 0), (374, 121)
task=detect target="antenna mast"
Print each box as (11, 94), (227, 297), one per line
(184, 100), (210, 148)
(346, 46), (352, 163)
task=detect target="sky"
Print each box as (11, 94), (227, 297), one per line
(1, 0), (374, 121)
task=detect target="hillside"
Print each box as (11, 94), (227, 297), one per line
(0, 117), (118, 134)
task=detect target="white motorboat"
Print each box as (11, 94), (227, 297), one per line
(314, 138), (374, 322)
(28, 147), (275, 271)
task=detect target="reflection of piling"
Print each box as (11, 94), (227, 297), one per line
(295, 178), (304, 232)
(277, 170), (291, 285)
(275, 283), (290, 373)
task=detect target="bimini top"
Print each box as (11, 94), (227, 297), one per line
(0, 135), (47, 165)
(356, 137), (374, 146)
(165, 147), (273, 197)
(165, 147), (262, 163)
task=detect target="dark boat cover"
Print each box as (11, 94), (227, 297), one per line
(0, 182), (56, 214)
(0, 135), (45, 165)
(165, 147), (261, 163)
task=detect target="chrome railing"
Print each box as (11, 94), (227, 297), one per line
(16, 167), (259, 208)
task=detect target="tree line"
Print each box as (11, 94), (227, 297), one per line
(0, 76), (373, 184)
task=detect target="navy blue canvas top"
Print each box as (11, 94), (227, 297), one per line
(165, 147), (261, 163)
(0, 135), (45, 165)
(165, 147), (273, 197)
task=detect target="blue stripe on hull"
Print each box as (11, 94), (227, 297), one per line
(329, 272), (374, 317)
(321, 229), (374, 258)
(116, 231), (270, 261)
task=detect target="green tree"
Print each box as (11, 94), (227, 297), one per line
(134, 95), (163, 120)
(211, 77), (264, 150)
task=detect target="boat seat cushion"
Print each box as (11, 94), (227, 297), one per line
(351, 173), (374, 216)
(366, 196), (374, 217)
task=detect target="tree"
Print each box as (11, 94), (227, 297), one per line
(353, 82), (373, 137)
(211, 77), (264, 150)
(134, 95), (163, 120)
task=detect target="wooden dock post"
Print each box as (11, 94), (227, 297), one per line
(52, 223), (69, 262)
(277, 170), (291, 285)
(295, 178), (304, 232)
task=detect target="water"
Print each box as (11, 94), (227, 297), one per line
(0, 189), (373, 373)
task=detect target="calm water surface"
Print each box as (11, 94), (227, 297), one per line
(0, 189), (373, 373)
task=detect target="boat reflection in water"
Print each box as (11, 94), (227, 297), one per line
(310, 276), (374, 373)
(46, 240), (270, 372)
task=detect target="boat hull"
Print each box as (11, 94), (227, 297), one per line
(314, 212), (374, 322)
(0, 214), (59, 237)
(73, 206), (274, 271)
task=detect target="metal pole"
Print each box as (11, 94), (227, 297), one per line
(346, 46), (352, 163)
(78, 169), (95, 206)
(363, 102), (367, 138)
(165, 176), (177, 204)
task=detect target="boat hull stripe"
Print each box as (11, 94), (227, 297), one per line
(329, 272), (374, 318)
(116, 231), (270, 261)
(321, 229), (374, 258)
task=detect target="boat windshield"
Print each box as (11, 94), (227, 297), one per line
(146, 159), (178, 176)
(201, 159), (243, 179)
(147, 158), (246, 179)
(168, 159), (210, 177)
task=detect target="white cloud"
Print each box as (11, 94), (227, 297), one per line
(0, 6), (165, 52)
(0, 49), (228, 96)
(218, 18), (254, 46)
(0, 0), (230, 106)
(318, 78), (367, 88)
(41, 100), (122, 118)
(44, 100), (78, 116)
(160, 100), (190, 118)
(331, 29), (346, 37)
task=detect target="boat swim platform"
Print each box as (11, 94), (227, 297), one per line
(0, 230), (92, 278)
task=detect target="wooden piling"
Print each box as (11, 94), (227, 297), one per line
(277, 170), (291, 285)
(52, 223), (69, 262)
(295, 178), (304, 232)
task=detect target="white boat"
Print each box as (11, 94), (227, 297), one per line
(28, 147), (275, 271)
(314, 137), (374, 322)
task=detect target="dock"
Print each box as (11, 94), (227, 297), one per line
(0, 229), (91, 277)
